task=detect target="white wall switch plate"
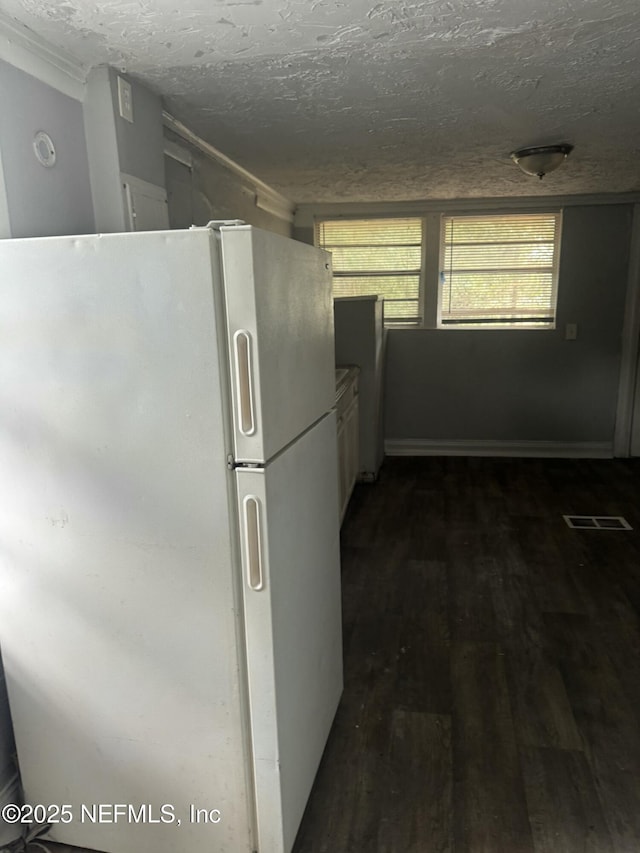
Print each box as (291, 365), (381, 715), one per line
(565, 322), (578, 340)
(117, 76), (134, 123)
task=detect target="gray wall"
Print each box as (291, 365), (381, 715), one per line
(384, 204), (631, 445)
(83, 66), (125, 232)
(164, 131), (292, 237)
(0, 60), (94, 238)
(112, 71), (165, 188)
(296, 204), (632, 448)
(84, 66), (165, 232)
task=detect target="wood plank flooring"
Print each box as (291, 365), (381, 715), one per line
(19, 456), (640, 853)
(292, 456), (640, 853)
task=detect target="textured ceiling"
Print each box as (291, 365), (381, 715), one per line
(2, 0), (640, 203)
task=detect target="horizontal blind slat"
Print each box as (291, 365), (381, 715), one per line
(441, 212), (560, 327)
(316, 218), (423, 325)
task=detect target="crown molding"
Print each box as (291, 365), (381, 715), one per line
(0, 11), (87, 100)
(163, 111), (295, 223)
(295, 192), (640, 226)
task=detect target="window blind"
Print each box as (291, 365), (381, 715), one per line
(440, 213), (561, 327)
(315, 218), (423, 325)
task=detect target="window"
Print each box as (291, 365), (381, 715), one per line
(315, 211), (562, 329)
(440, 213), (561, 328)
(315, 218), (423, 326)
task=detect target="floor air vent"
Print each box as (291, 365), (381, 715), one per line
(564, 515), (633, 530)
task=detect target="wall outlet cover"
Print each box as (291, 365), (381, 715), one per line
(565, 323), (578, 340)
(117, 76), (134, 123)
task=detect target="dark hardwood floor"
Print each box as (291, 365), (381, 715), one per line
(20, 456), (640, 853)
(292, 455), (640, 853)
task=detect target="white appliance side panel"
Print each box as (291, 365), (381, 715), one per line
(236, 412), (343, 852)
(334, 296), (386, 478)
(221, 225), (335, 463)
(0, 230), (254, 853)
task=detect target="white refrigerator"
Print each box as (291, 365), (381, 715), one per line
(0, 223), (343, 853)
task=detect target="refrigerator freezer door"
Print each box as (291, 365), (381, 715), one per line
(235, 412), (343, 852)
(220, 224), (336, 463)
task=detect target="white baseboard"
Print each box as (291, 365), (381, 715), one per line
(384, 439), (613, 459)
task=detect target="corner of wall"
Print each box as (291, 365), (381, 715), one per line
(162, 115), (294, 237)
(110, 71), (166, 190)
(84, 66), (167, 232)
(83, 66), (126, 232)
(0, 141), (11, 238)
(0, 10), (86, 101)
(292, 225), (314, 245)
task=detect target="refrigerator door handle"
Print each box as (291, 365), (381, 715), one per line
(243, 495), (264, 591)
(233, 330), (256, 436)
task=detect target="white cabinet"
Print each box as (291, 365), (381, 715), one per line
(336, 367), (359, 523)
(334, 296), (385, 481)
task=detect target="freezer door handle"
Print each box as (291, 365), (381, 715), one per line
(233, 330), (256, 436)
(243, 495), (264, 591)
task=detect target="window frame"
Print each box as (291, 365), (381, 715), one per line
(436, 210), (563, 331)
(314, 207), (563, 331)
(314, 216), (425, 326)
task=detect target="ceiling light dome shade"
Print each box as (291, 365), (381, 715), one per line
(510, 143), (574, 179)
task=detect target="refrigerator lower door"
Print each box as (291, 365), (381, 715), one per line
(220, 224), (336, 464)
(235, 412), (343, 852)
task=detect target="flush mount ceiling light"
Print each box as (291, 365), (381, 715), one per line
(510, 143), (574, 179)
